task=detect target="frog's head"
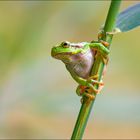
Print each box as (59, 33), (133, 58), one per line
(51, 41), (89, 63)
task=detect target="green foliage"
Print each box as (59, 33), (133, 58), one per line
(116, 3), (140, 32)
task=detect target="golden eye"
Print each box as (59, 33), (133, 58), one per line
(63, 42), (68, 46)
(62, 41), (70, 48)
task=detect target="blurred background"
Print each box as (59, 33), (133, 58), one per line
(0, 1), (140, 139)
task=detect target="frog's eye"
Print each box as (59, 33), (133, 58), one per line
(63, 42), (68, 46)
(62, 41), (70, 48)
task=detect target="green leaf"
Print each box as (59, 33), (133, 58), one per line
(116, 3), (140, 32)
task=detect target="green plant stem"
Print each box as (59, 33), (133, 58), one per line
(71, 1), (122, 139)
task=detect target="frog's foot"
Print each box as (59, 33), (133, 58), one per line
(77, 86), (95, 104)
(90, 80), (104, 94)
(80, 93), (95, 104)
(76, 85), (87, 97)
(85, 93), (95, 105)
(100, 40), (110, 47)
(76, 84), (96, 96)
(87, 75), (104, 94)
(85, 93), (95, 100)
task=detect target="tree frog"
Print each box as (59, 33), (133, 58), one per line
(51, 40), (109, 101)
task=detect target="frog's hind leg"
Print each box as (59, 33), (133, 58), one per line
(77, 85), (96, 98)
(80, 93), (95, 104)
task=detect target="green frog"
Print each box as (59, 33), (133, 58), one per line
(51, 40), (109, 101)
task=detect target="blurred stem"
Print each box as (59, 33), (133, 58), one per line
(71, 1), (122, 139)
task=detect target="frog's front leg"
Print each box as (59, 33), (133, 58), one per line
(89, 42), (110, 65)
(90, 42), (109, 57)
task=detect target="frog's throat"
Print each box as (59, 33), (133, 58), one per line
(52, 52), (72, 59)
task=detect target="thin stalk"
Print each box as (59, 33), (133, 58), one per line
(71, 1), (122, 139)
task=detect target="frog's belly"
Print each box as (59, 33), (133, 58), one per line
(73, 53), (94, 79)
(73, 62), (93, 78)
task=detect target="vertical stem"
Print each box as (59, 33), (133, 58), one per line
(71, 1), (122, 139)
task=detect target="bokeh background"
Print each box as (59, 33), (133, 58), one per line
(0, 1), (140, 139)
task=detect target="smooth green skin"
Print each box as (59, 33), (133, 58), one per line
(51, 41), (109, 97)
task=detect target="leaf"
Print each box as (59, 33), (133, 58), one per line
(116, 3), (140, 32)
